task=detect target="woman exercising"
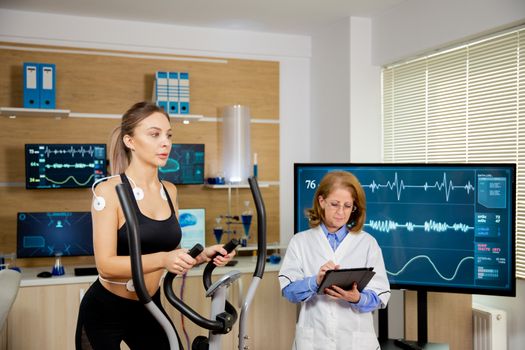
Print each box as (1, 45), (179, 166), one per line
(75, 101), (235, 349)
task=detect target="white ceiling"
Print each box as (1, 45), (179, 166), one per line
(0, 0), (406, 35)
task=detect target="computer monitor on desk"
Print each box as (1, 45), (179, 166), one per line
(17, 212), (93, 258)
(179, 208), (206, 248)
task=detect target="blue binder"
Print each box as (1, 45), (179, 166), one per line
(178, 72), (190, 114)
(155, 71), (169, 113)
(23, 62), (40, 108)
(39, 63), (56, 109)
(168, 72), (179, 114)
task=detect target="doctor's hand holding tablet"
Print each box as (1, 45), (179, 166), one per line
(322, 280), (360, 303)
(317, 261), (376, 303)
(317, 261), (362, 302)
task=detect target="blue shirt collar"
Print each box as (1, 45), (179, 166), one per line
(320, 223), (348, 243)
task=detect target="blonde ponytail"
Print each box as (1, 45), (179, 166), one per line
(108, 125), (129, 175)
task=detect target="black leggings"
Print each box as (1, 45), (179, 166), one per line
(75, 278), (182, 350)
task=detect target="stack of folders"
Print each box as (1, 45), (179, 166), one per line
(23, 62), (56, 109)
(154, 71), (190, 115)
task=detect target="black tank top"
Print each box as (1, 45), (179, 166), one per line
(116, 174), (182, 256)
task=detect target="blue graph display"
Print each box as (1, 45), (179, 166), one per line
(294, 164), (516, 296)
(17, 212), (93, 258)
(25, 144), (107, 189)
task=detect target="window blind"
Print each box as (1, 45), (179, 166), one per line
(382, 27), (524, 279)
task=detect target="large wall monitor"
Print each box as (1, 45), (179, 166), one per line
(294, 163), (516, 296)
(25, 144), (107, 189)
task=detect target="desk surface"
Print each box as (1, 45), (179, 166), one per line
(18, 256), (282, 287)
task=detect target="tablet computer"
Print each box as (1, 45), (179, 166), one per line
(317, 267), (375, 294)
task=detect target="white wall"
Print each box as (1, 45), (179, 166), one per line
(279, 57), (311, 244)
(371, 1), (525, 349)
(309, 15), (383, 165)
(349, 17), (382, 163)
(372, 0), (525, 66)
(308, 15), (383, 166)
(0, 9), (310, 59)
(0, 8), (311, 247)
(310, 17), (351, 162)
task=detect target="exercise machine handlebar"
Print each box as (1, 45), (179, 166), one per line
(163, 239), (239, 333)
(202, 238), (240, 289)
(248, 177), (266, 279)
(116, 183), (180, 349)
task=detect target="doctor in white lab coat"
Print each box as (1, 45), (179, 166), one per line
(279, 171), (390, 350)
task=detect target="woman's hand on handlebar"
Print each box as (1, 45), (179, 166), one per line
(196, 245), (236, 266)
(163, 249), (196, 274)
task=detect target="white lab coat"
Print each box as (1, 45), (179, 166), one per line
(279, 226), (390, 350)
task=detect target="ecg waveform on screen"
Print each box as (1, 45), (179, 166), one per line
(42, 145), (99, 158)
(44, 174), (95, 186)
(367, 219), (474, 233)
(26, 144), (107, 189)
(44, 163), (96, 169)
(387, 255), (474, 281)
(364, 172), (475, 201)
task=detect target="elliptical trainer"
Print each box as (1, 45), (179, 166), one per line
(115, 176), (267, 350)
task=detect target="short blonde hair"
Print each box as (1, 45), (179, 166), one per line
(305, 171), (366, 233)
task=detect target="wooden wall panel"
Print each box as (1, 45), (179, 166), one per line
(0, 43), (280, 266)
(0, 42), (279, 118)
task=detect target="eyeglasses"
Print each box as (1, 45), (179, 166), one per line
(325, 201), (356, 212)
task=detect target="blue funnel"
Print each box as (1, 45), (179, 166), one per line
(241, 214), (252, 238)
(213, 228), (224, 244)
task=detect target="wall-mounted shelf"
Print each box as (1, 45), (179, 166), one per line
(0, 109), (203, 122)
(169, 114), (204, 123)
(70, 112), (203, 122)
(205, 183), (270, 189)
(1, 107), (70, 118)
